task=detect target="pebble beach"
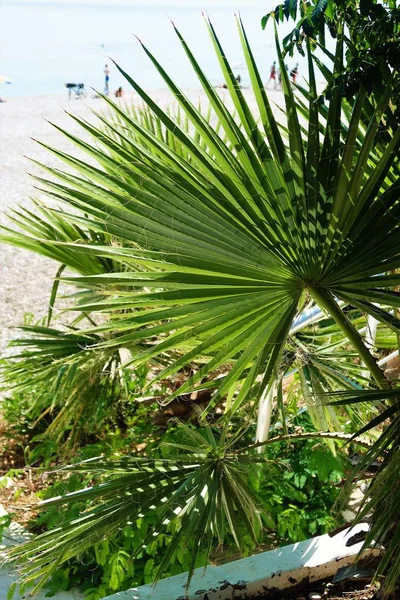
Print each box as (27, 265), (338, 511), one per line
(0, 93), (110, 354)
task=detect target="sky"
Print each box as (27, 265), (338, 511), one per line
(1, 0), (285, 96)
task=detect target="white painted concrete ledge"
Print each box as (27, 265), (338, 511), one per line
(0, 504), (83, 600)
(104, 523), (380, 600)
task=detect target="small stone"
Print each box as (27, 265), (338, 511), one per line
(308, 594), (322, 600)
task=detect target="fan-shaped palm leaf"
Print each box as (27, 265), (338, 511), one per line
(3, 20), (400, 407)
(6, 424), (266, 594)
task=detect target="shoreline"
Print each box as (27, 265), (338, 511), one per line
(0, 85), (285, 100)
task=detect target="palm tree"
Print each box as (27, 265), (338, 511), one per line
(2, 15), (400, 595)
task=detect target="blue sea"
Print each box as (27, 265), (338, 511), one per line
(0, 0), (309, 97)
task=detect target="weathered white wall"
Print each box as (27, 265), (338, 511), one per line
(103, 523), (379, 600)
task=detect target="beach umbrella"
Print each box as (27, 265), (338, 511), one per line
(0, 76), (12, 84)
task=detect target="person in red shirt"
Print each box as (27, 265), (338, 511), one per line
(266, 61), (277, 89)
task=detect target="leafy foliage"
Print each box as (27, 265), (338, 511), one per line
(6, 423), (267, 595)
(329, 387), (400, 593)
(263, 0), (400, 113)
(1, 12), (400, 597)
(1, 327), (125, 446)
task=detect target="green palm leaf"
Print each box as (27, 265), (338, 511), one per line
(1, 326), (126, 445)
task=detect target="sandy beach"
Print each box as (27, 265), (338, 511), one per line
(0, 88), (285, 355)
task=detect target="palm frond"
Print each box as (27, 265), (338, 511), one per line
(6, 424), (264, 592)
(1, 326), (126, 445)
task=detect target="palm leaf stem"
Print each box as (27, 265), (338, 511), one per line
(309, 287), (388, 389)
(235, 431), (373, 454)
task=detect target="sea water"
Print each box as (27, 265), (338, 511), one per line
(0, 0), (306, 97)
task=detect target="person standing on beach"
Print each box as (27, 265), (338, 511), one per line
(290, 64), (299, 84)
(104, 64), (110, 95)
(266, 61), (277, 89)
